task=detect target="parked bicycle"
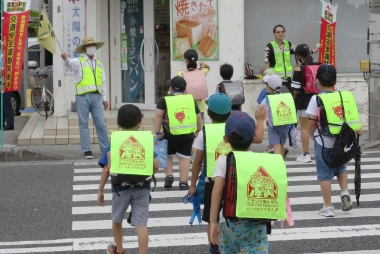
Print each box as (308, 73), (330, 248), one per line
(30, 67), (54, 119)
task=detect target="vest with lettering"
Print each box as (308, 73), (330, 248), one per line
(223, 152), (287, 221)
(270, 40), (292, 78)
(266, 93), (297, 126)
(165, 94), (197, 135)
(317, 91), (361, 135)
(76, 56), (103, 95)
(203, 124), (232, 178)
(110, 131), (154, 186)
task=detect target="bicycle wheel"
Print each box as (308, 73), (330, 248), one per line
(31, 88), (53, 117)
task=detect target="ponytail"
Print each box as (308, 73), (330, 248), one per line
(187, 59), (197, 70)
(300, 52), (314, 87)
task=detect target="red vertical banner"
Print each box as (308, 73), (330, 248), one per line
(2, 0), (31, 92)
(318, 0), (338, 66)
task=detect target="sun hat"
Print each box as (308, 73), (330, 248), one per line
(75, 37), (105, 54)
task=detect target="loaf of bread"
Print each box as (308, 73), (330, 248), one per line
(199, 35), (217, 58)
(173, 37), (191, 59)
(176, 20), (202, 46)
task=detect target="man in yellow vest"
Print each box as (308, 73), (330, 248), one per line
(155, 76), (203, 190)
(61, 37), (109, 159)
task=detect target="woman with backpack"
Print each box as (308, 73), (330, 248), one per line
(178, 49), (210, 120)
(291, 44), (320, 163)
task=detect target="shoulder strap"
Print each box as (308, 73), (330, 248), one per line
(338, 91), (347, 123)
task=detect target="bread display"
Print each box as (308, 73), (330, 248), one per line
(175, 20), (202, 46)
(173, 37), (191, 59)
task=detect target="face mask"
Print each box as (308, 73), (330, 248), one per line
(167, 90), (173, 95)
(86, 46), (97, 56)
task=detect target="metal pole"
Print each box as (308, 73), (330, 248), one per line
(368, 0), (380, 141)
(1, 0), (4, 150)
(39, 1), (45, 69)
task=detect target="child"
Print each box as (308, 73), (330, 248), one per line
(260, 75), (294, 157)
(97, 104), (160, 254)
(307, 64), (362, 217)
(155, 76), (203, 190)
(209, 111), (269, 253)
(215, 63), (245, 111)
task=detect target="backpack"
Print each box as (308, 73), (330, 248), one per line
(265, 92), (297, 127)
(245, 62), (254, 77)
(217, 80), (245, 105)
(222, 152), (287, 228)
(182, 69), (208, 100)
(304, 64), (335, 94)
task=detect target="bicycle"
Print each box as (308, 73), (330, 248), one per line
(30, 67), (54, 119)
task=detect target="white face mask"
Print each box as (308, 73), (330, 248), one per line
(86, 46), (97, 56)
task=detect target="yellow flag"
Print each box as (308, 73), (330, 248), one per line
(38, 9), (56, 55)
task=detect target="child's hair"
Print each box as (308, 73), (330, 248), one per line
(117, 104), (143, 129)
(228, 132), (252, 151)
(187, 61), (197, 70)
(231, 104), (241, 111)
(317, 64), (337, 87)
(184, 49), (198, 70)
(295, 44), (314, 85)
(208, 108), (231, 123)
(220, 63), (234, 80)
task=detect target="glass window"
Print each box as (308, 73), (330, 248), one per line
(28, 45), (40, 67)
(244, 0), (369, 74)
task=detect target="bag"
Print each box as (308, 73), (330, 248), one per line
(304, 64), (335, 94)
(245, 62), (254, 77)
(182, 69), (208, 100)
(217, 80), (245, 105)
(290, 126), (301, 148)
(154, 138), (168, 168)
(195, 169), (206, 204)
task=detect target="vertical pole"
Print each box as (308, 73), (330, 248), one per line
(39, 1), (45, 69)
(368, 0), (380, 141)
(1, 0), (4, 150)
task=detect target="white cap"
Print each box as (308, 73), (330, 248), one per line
(263, 75), (282, 90)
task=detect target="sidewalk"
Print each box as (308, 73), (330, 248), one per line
(0, 115), (371, 162)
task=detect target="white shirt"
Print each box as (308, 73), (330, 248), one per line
(193, 130), (204, 150)
(306, 95), (336, 148)
(63, 54), (108, 101)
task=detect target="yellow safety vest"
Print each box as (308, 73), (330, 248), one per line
(317, 91), (361, 135)
(166, 94), (197, 135)
(233, 152), (287, 220)
(76, 56), (103, 95)
(110, 131), (153, 178)
(204, 124), (232, 178)
(267, 93), (297, 126)
(270, 40), (292, 78)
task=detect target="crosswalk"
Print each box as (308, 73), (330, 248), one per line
(1, 154), (379, 253)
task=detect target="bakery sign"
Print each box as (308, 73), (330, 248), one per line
(172, 0), (219, 61)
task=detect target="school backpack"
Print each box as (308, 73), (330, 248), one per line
(182, 69), (208, 100)
(265, 92), (297, 127)
(223, 152), (287, 228)
(304, 63), (335, 94)
(216, 80), (245, 105)
(245, 62), (254, 78)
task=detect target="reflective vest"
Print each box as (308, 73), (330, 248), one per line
(166, 94), (197, 135)
(270, 40), (292, 78)
(317, 91), (361, 135)
(110, 131), (153, 184)
(233, 152), (287, 220)
(266, 93), (297, 126)
(204, 124), (232, 178)
(76, 56), (103, 95)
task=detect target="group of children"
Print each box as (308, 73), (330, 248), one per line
(96, 48), (362, 253)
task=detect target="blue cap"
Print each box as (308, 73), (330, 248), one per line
(225, 111), (256, 143)
(207, 93), (232, 115)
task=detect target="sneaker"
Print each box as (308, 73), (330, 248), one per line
(107, 244), (125, 254)
(264, 146), (274, 154)
(296, 153), (312, 163)
(340, 190), (353, 211)
(179, 181), (189, 190)
(84, 151), (93, 159)
(319, 206), (335, 217)
(164, 175), (174, 189)
(284, 147), (289, 158)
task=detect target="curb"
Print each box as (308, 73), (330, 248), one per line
(0, 148), (65, 162)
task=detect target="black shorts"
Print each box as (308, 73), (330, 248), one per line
(202, 181), (221, 223)
(165, 134), (193, 158)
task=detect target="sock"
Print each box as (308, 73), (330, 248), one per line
(303, 152), (309, 156)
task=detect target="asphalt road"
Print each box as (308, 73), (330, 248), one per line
(0, 151), (380, 254)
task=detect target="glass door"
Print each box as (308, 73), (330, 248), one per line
(115, 0), (156, 109)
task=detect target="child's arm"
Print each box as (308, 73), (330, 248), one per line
(356, 128), (363, 136)
(154, 109), (165, 137)
(153, 157), (159, 174)
(196, 113), (203, 136)
(308, 114), (318, 141)
(253, 107), (266, 144)
(199, 62), (210, 71)
(209, 176), (224, 246)
(188, 149), (204, 196)
(97, 166), (109, 207)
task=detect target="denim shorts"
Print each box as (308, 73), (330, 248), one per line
(314, 142), (346, 181)
(220, 220), (268, 254)
(268, 125), (288, 146)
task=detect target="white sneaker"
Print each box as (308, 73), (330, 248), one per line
(264, 147), (274, 153)
(296, 153), (312, 163)
(319, 206), (335, 217)
(340, 190), (353, 211)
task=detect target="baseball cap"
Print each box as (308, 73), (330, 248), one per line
(263, 75), (282, 90)
(317, 64), (337, 86)
(117, 104), (144, 129)
(184, 49), (198, 62)
(295, 44), (310, 57)
(166, 76), (187, 92)
(225, 111), (256, 143)
(207, 93), (232, 115)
